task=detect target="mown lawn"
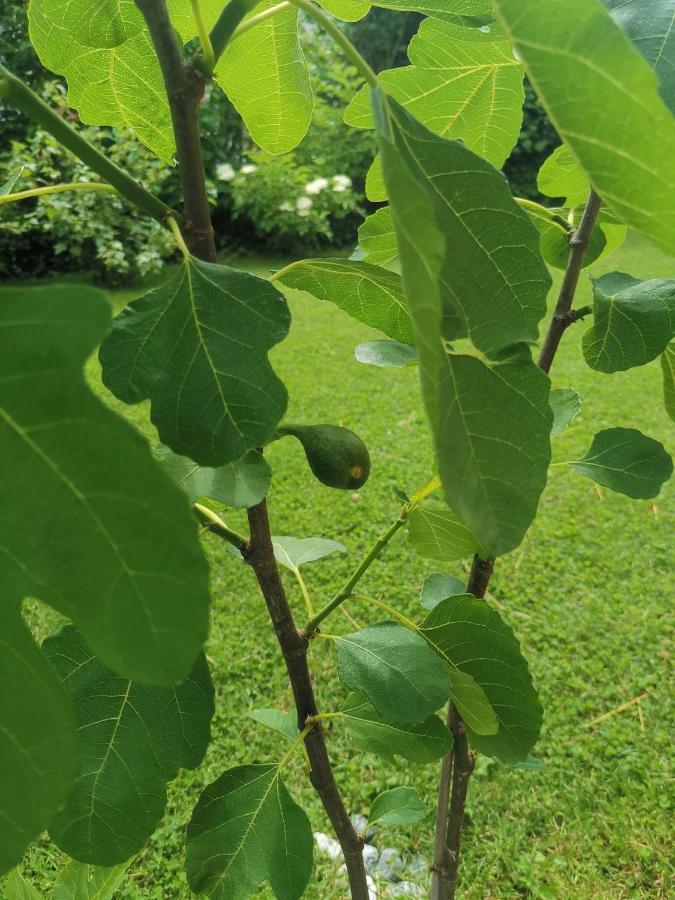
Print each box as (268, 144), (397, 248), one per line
(15, 232), (673, 899)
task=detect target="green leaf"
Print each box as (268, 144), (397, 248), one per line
(100, 255), (290, 468)
(28, 3), (174, 161)
(365, 155), (387, 201)
(214, 1), (312, 154)
(373, 94), (551, 354)
(248, 708), (298, 741)
(605, 0), (675, 112)
(44, 625), (214, 865)
(369, 787), (425, 828)
(1, 285), (209, 684)
(582, 273), (675, 373)
(373, 93), (552, 555)
(185, 764), (313, 899)
(317, 0), (370, 20)
(421, 595), (542, 762)
(661, 341), (675, 421)
(49, 861), (130, 900)
(335, 621), (452, 724)
(1, 167), (25, 196)
(420, 573), (467, 610)
(165, 0), (225, 42)
(446, 666), (498, 736)
(354, 340), (417, 368)
(341, 692), (453, 763)
(346, 18), (524, 167)
(0, 606), (77, 877)
(432, 351), (553, 556)
(157, 445), (272, 509)
(408, 503), (484, 562)
(358, 206), (398, 266)
(538, 211), (606, 270)
(549, 388), (582, 437)
(522, 199), (626, 270)
(570, 427), (673, 499)
(510, 754), (546, 773)
(369, 1), (492, 16)
(271, 536), (347, 570)
(56, 0), (145, 47)
(537, 145), (590, 206)
(492, 0), (675, 254)
(4, 870), (43, 900)
(276, 259), (413, 344)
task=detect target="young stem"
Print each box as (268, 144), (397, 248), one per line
(193, 503), (248, 552)
(303, 513), (407, 634)
(136, 0), (216, 262)
(0, 64), (173, 224)
(190, 0), (215, 72)
(0, 182), (117, 206)
(208, 0), (261, 66)
(286, 0), (378, 89)
(245, 501), (369, 899)
(537, 190), (602, 373)
(231, 2), (293, 41)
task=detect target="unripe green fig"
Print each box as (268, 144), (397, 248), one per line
(277, 423), (371, 490)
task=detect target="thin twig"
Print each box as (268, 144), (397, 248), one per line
(0, 181), (117, 205)
(538, 190), (602, 373)
(583, 693), (649, 728)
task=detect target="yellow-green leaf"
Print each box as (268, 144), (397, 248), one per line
(215, 0), (313, 154)
(493, 0), (675, 253)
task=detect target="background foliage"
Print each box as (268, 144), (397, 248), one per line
(1, 2), (556, 282)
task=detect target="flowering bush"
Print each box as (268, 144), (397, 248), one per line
(0, 83), (178, 285)
(224, 154), (361, 251)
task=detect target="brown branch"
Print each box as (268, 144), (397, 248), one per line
(135, 0), (216, 261)
(138, 4), (367, 895)
(432, 190), (603, 899)
(431, 555), (493, 900)
(537, 190), (602, 373)
(245, 502), (369, 899)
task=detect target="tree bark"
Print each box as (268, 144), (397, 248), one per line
(136, 0), (216, 261)
(246, 502), (369, 900)
(138, 4), (369, 896)
(538, 190), (602, 373)
(430, 555), (493, 900)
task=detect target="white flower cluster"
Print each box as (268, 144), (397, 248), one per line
(276, 174), (353, 216)
(216, 162), (257, 181)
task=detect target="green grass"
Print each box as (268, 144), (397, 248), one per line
(14, 233), (674, 899)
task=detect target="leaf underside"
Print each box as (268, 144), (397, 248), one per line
(347, 17), (524, 168)
(277, 259), (413, 344)
(492, 0), (675, 253)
